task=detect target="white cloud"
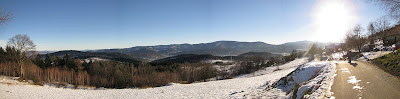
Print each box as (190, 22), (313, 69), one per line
(0, 40), (6, 48)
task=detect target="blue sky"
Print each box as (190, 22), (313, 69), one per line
(0, 0), (388, 51)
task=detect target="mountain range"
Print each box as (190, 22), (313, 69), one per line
(87, 40), (329, 61)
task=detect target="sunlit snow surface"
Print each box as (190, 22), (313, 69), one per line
(246, 61), (337, 99)
(0, 58), (340, 99)
(358, 51), (391, 61)
(1, 59), (312, 99)
(347, 76), (361, 84)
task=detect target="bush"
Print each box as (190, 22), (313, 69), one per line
(32, 76), (44, 86)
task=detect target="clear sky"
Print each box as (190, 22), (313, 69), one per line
(0, 0), (388, 51)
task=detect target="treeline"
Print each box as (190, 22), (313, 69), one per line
(0, 46), (219, 88)
(1, 45), (304, 88)
(232, 50), (304, 75)
(44, 50), (142, 64)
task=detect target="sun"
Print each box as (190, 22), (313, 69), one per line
(311, 0), (358, 42)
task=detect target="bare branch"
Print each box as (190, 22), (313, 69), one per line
(372, 0), (400, 20)
(7, 34), (36, 54)
(0, 8), (12, 27)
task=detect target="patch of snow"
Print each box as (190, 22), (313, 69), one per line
(331, 52), (345, 60)
(347, 76), (363, 92)
(84, 57), (109, 63)
(353, 85), (363, 90)
(339, 68), (351, 73)
(204, 59), (234, 64)
(342, 71), (351, 73)
(338, 68), (349, 71)
(347, 76), (361, 84)
(236, 58), (309, 78)
(357, 51), (391, 61)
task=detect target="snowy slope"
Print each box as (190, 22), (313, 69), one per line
(331, 51), (390, 61)
(357, 51), (391, 61)
(236, 58), (309, 78)
(246, 61), (336, 99)
(0, 58), (309, 99)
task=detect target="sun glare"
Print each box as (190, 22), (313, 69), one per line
(311, 0), (358, 42)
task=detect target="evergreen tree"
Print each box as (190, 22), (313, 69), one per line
(34, 53), (44, 68)
(63, 53), (76, 70)
(5, 46), (19, 62)
(0, 47), (5, 62)
(44, 53), (52, 68)
(75, 59), (83, 71)
(52, 55), (60, 67)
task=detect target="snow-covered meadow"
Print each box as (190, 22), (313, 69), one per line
(0, 58), (338, 99)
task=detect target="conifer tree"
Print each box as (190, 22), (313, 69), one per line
(63, 53), (76, 70)
(44, 54), (52, 68)
(52, 55), (60, 67)
(0, 47), (5, 62)
(34, 53), (44, 68)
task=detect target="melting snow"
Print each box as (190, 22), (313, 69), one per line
(353, 85), (363, 90)
(358, 51), (391, 61)
(347, 76), (361, 84)
(339, 68), (351, 73)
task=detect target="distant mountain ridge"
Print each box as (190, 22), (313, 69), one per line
(43, 50), (142, 64)
(150, 52), (281, 65)
(90, 40), (328, 61)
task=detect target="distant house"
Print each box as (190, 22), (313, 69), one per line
(374, 24), (400, 45)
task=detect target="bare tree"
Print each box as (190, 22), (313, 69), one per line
(0, 8), (12, 27)
(7, 34), (36, 53)
(367, 22), (377, 43)
(353, 25), (366, 52)
(372, 16), (392, 43)
(367, 22), (376, 37)
(375, 16), (391, 32)
(344, 25), (367, 52)
(372, 0), (400, 21)
(7, 34), (36, 77)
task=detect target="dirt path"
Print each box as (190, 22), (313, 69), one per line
(332, 61), (400, 99)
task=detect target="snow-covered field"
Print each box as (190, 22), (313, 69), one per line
(0, 58), (337, 99)
(0, 58), (308, 99)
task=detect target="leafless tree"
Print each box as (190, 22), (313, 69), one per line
(372, 16), (392, 42)
(367, 22), (377, 43)
(372, 0), (400, 21)
(7, 34), (36, 53)
(353, 25), (367, 52)
(345, 25), (367, 52)
(0, 8), (12, 27)
(7, 34), (36, 77)
(368, 22), (376, 36)
(375, 16), (391, 32)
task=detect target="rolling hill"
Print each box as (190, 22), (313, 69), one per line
(92, 40), (324, 61)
